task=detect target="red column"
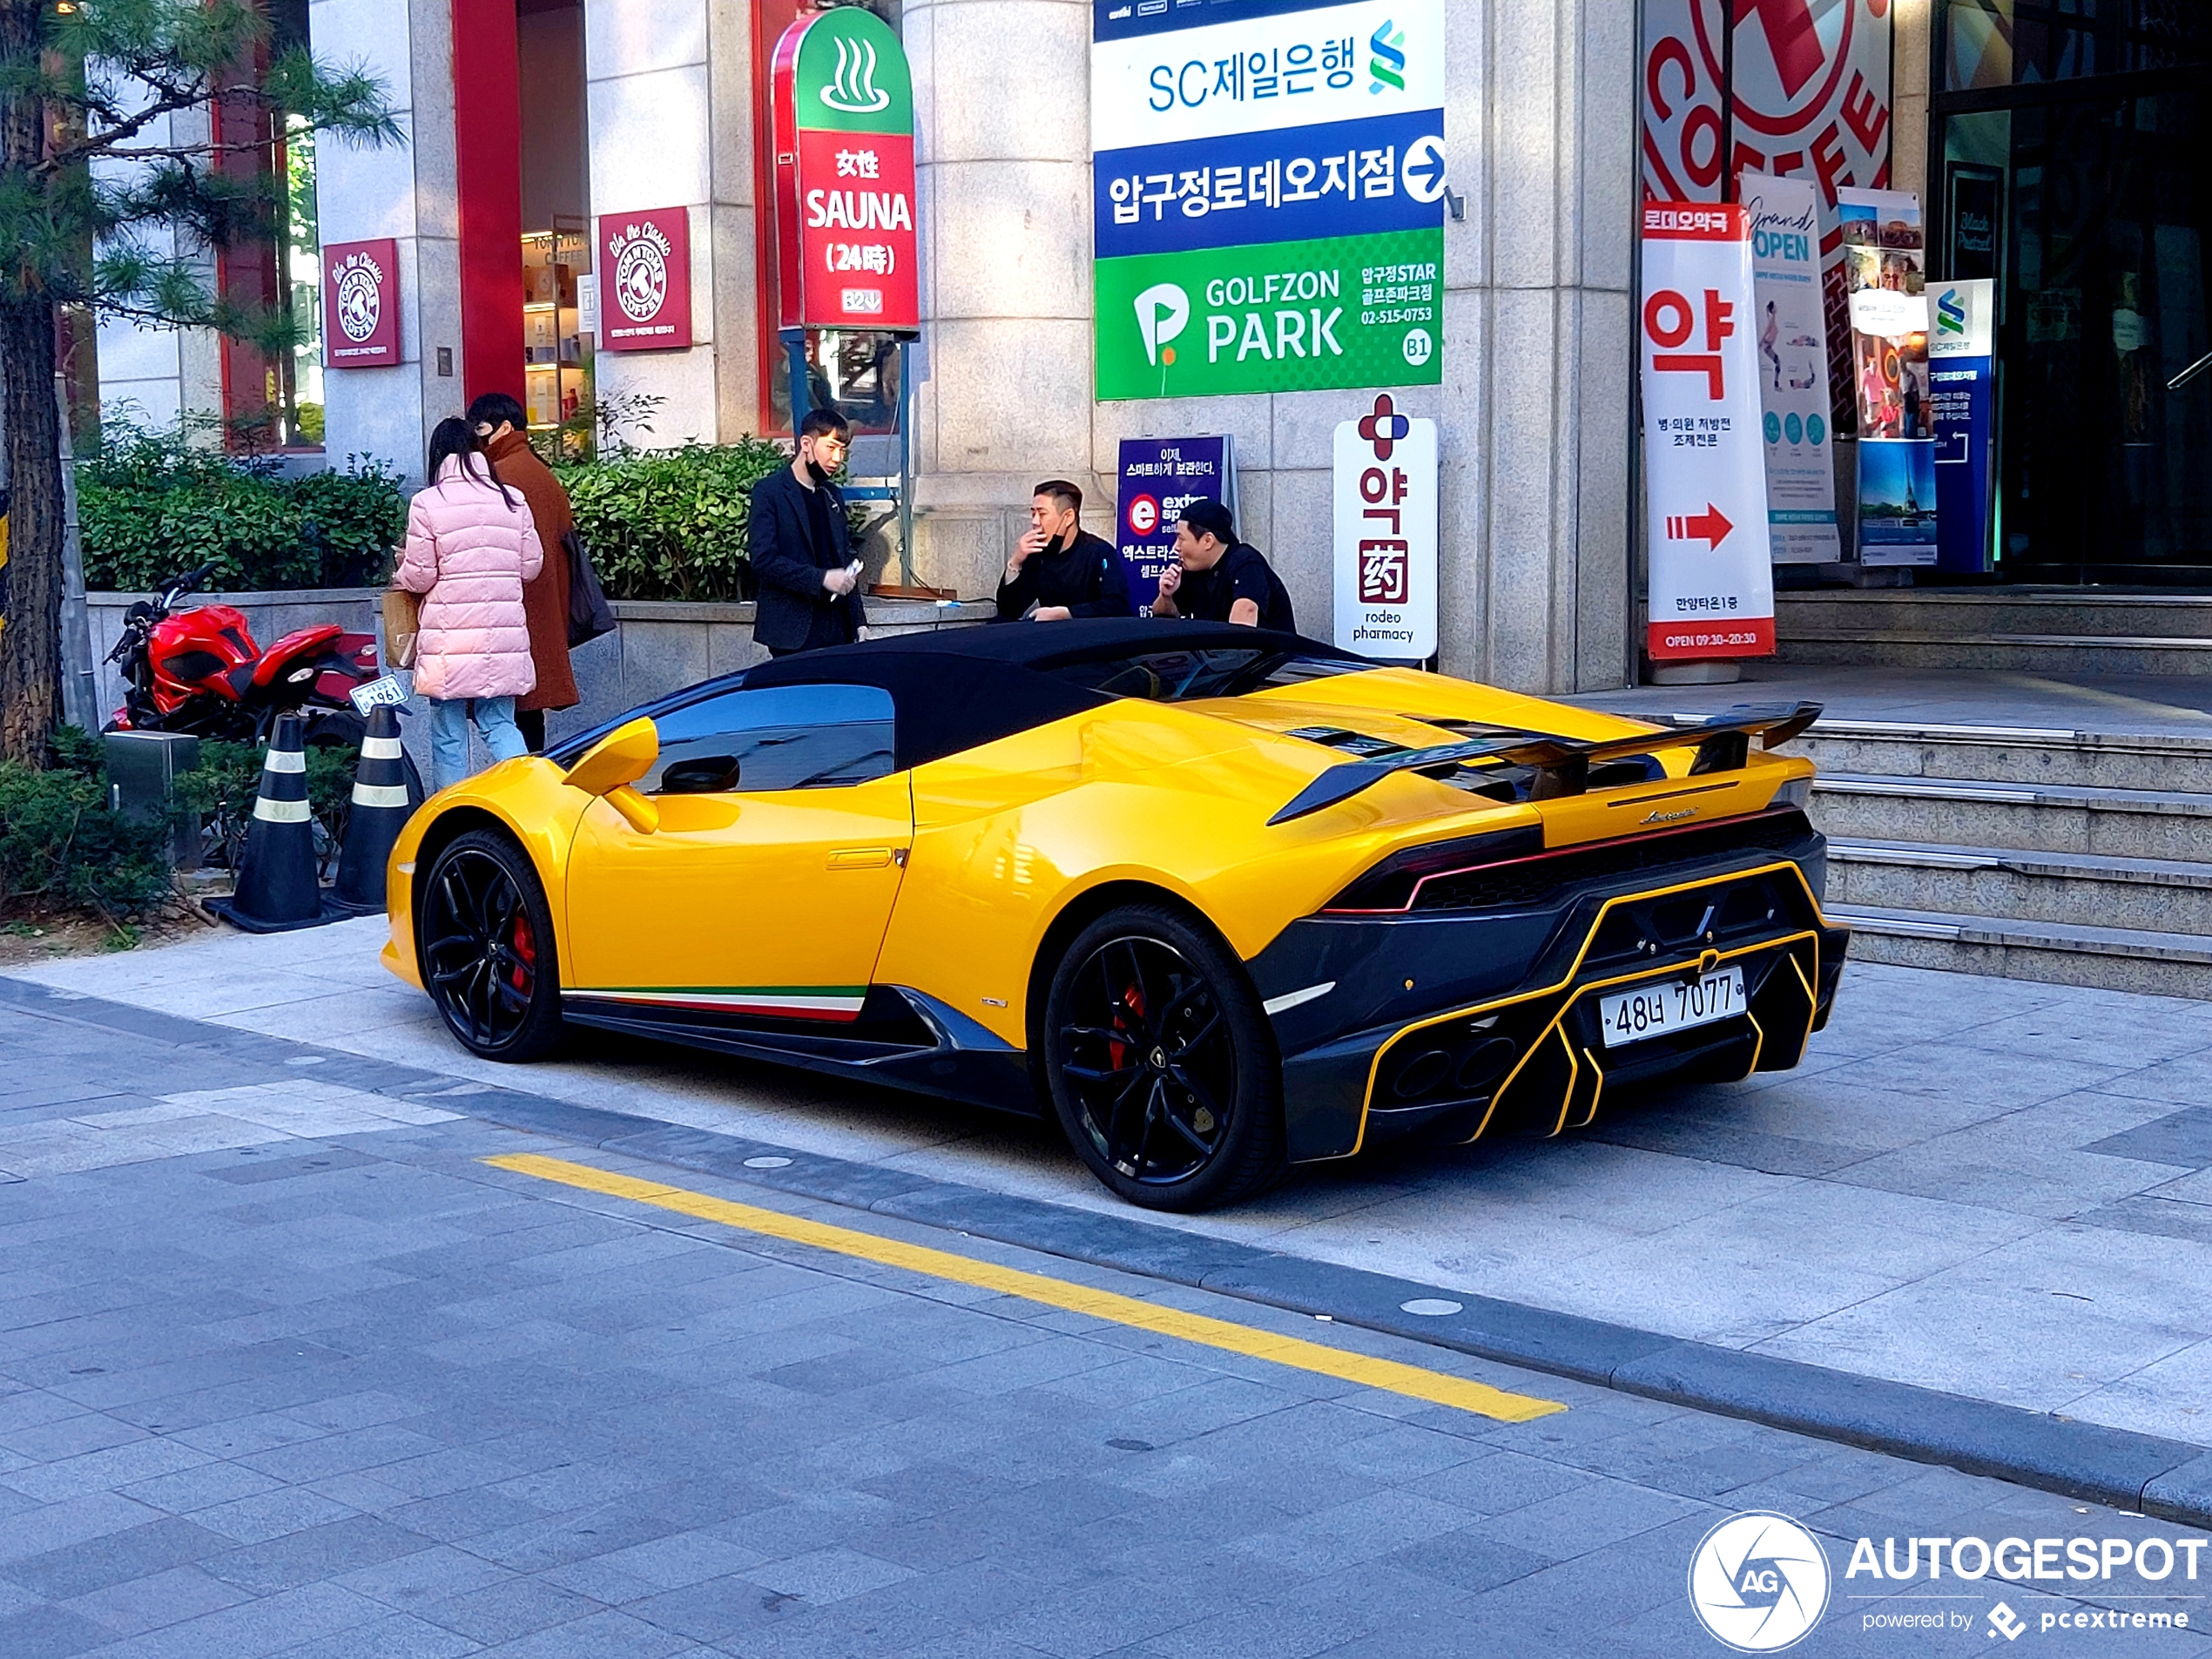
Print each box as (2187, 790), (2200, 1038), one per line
(451, 0), (524, 401)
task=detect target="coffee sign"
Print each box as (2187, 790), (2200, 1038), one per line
(599, 207), (692, 352)
(321, 239), (399, 368)
(772, 6), (920, 334)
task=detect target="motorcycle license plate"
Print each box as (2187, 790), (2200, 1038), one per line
(1597, 968), (1745, 1049)
(349, 674), (408, 716)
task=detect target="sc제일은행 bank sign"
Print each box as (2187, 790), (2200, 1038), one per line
(1090, 0), (1446, 401)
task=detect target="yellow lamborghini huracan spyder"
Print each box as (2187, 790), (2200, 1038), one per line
(383, 620), (1847, 1211)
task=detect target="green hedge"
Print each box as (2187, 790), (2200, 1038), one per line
(79, 419), (406, 593)
(0, 732), (173, 924)
(553, 438), (793, 603)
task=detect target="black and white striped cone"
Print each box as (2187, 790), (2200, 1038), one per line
(207, 713), (335, 933)
(334, 706), (410, 914)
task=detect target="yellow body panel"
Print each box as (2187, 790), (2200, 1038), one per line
(384, 666), (1813, 1051)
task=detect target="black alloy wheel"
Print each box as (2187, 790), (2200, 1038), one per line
(418, 829), (563, 1061)
(1044, 902), (1285, 1211)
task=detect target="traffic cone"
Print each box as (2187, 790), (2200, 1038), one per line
(207, 713), (338, 933)
(334, 706), (411, 914)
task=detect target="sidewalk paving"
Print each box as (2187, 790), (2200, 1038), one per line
(14, 918), (2212, 1454)
(0, 993), (2205, 1657)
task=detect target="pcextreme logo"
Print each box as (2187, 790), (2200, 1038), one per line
(1689, 1513), (1831, 1651)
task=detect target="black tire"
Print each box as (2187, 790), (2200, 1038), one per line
(1042, 902), (1285, 1211)
(416, 828), (563, 1061)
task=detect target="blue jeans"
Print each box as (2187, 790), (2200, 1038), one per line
(427, 696), (526, 792)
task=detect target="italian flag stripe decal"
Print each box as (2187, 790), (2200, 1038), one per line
(565, 987), (868, 1022)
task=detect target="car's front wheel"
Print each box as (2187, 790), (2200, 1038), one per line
(418, 828), (563, 1061)
(1043, 902), (1285, 1211)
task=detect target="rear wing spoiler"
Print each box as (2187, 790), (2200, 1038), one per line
(1267, 702), (1823, 826)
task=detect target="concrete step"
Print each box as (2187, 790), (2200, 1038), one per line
(1809, 772), (2212, 862)
(1791, 720), (2212, 793)
(1778, 631), (2212, 677)
(1777, 590), (2212, 641)
(1829, 903), (2212, 1000)
(1827, 839), (2212, 934)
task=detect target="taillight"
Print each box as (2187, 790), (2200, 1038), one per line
(1323, 826), (1542, 914)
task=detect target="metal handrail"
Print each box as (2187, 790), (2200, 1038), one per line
(2172, 350), (2212, 393)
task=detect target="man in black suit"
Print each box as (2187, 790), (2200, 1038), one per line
(995, 480), (1132, 622)
(750, 408), (867, 657)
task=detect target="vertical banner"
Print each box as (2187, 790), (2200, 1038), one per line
(1930, 278), (1997, 574)
(1333, 394), (1438, 660)
(1840, 187), (1936, 565)
(1640, 205), (1775, 662)
(1089, 0), (1446, 401)
(1115, 438), (1234, 599)
(1640, 0), (1892, 416)
(771, 4), (921, 334)
(321, 239), (401, 368)
(1743, 172), (1839, 563)
(598, 208), (693, 351)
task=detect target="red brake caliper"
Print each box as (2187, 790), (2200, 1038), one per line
(510, 913), (536, 990)
(1109, 982), (1144, 1070)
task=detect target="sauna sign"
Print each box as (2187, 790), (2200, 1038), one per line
(772, 5), (920, 334)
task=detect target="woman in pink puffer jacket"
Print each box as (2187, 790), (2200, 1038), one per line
(395, 418), (546, 791)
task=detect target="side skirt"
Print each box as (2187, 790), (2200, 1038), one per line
(559, 986), (1039, 1117)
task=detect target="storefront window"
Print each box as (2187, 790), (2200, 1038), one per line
(1934, 1), (2212, 582)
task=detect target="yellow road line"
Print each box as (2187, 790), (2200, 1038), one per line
(484, 1152), (1565, 1425)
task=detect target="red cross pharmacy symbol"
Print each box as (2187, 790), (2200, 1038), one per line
(1359, 394), (1411, 462)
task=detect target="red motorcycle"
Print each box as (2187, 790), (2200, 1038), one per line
(105, 563), (424, 800)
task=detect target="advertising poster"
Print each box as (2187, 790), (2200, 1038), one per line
(771, 4), (920, 334)
(1840, 187), (1937, 565)
(1742, 172), (1839, 563)
(1930, 277), (1997, 574)
(1639, 205), (1776, 662)
(1090, 0), (1446, 401)
(321, 239), (401, 368)
(1640, 0), (1892, 415)
(599, 208), (693, 352)
(1333, 394), (1437, 661)
(1114, 437), (1235, 597)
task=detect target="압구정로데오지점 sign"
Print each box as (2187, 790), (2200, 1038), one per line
(1090, 0), (1446, 401)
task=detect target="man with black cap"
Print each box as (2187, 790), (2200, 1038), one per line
(1145, 497), (1296, 631)
(995, 480), (1131, 621)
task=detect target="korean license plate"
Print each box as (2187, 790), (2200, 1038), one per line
(348, 673), (408, 716)
(1597, 967), (1745, 1049)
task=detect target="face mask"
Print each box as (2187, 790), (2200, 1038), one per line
(805, 455), (833, 484)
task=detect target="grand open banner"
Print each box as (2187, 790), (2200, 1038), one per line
(1089, 0), (1446, 401)
(1640, 205), (1776, 662)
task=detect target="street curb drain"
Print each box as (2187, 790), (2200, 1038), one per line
(9, 972), (2212, 1526)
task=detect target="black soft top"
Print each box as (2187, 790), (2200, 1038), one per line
(550, 618), (1359, 772)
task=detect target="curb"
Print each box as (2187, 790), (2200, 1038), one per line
(8, 974), (2212, 1526)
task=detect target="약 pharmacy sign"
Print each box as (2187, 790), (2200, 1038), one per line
(772, 5), (920, 334)
(1090, 0), (1446, 401)
(1333, 394), (1437, 660)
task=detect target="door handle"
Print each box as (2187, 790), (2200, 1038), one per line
(827, 847), (894, 869)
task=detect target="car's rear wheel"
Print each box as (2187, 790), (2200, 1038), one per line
(1043, 903), (1285, 1211)
(418, 828), (562, 1061)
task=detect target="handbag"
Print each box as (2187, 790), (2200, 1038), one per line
(564, 528), (616, 648)
(381, 586), (422, 671)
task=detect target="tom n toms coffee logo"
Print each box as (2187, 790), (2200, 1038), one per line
(1689, 1513), (1830, 1651)
(609, 221), (673, 324)
(333, 251), (384, 343)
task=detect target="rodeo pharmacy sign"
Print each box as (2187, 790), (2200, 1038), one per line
(1089, 0), (1447, 401)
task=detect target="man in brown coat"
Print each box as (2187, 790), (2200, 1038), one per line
(469, 392), (578, 752)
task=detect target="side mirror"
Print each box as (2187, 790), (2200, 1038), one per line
(661, 754), (740, 795)
(563, 717), (660, 833)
